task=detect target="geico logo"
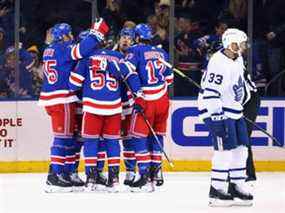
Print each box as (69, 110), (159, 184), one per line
(170, 106), (285, 147)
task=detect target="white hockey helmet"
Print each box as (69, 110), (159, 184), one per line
(222, 28), (247, 51)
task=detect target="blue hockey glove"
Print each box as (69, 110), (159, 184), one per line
(133, 91), (146, 113)
(209, 114), (227, 138)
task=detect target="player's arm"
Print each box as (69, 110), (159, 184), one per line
(201, 56), (227, 137)
(108, 58), (141, 95)
(201, 56), (226, 115)
(69, 59), (87, 91)
(68, 18), (109, 61)
(161, 51), (173, 86)
(19, 48), (35, 70)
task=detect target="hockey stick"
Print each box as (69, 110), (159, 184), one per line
(159, 58), (284, 148)
(243, 116), (283, 147)
(264, 70), (285, 96)
(113, 62), (174, 167)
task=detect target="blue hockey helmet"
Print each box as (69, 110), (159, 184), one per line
(51, 23), (72, 42)
(119, 27), (135, 40)
(134, 24), (153, 40)
(77, 30), (90, 41)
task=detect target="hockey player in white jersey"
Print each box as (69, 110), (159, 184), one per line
(198, 28), (253, 207)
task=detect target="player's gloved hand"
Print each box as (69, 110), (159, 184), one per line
(133, 91), (146, 113)
(209, 114), (227, 138)
(90, 18), (110, 42)
(92, 56), (107, 71)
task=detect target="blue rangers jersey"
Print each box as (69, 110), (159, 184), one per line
(198, 49), (247, 120)
(69, 49), (140, 116)
(38, 35), (100, 106)
(121, 44), (173, 101)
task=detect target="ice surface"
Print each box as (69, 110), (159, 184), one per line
(0, 172), (284, 213)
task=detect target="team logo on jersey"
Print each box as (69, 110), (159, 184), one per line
(125, 53), (134, 60)
(233, 76), (245, 102)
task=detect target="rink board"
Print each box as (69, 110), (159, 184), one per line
(0, 99), (284, 172)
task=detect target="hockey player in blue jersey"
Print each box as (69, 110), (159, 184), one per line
(113, 27), (138, 186)
(117, 24), (173, 192)
(72, 30), (109, 190)
(69, 43), (143, 192)
(198, 28), (254, 207)
(39, 18), (109, 193)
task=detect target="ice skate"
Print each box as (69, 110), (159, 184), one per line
(95, 171), (107, 191)
(229, 183), (253, 206)
(123, 171), (135, 186)
(150, 166), (164, 187)
(85, 169), (98, 192)
(130, 173), (154, 193)
(45, 173), (73, 193)
(106, 167), (120, 193)
(208, 185), (234, 207)
(70, 172), (85, 192)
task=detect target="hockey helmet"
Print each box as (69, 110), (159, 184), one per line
(51, 23), (72, 42)
(134, 24), (153, 40)
(120, 27), (135, 40)
(222, 28), (247, 50)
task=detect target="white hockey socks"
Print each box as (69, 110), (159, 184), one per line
(229, 145), (248, 186)
(211, 150), (232, 192)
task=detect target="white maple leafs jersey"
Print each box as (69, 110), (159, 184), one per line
(198, 49), (248, 120)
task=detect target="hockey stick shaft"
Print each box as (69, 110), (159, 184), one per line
(243, 116), (283, 147)
(159, 59), (201, 89)
(159, 58), (284, 147)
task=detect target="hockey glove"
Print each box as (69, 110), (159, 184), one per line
(209, 114), (227, 138)
(133, 91), (146, 113)
(90, 18), (110, 42)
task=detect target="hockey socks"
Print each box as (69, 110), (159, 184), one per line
(83, 138), (99, 176)
(211, 150), (232, 192)
(123, 138), (136, 171)
(64, 138), (76, 174)
(133, 137), (150, 175)
(105, 139), (120, 168)
(148, 135), (163, 169)
(97, 139), (106, 172)
(229, 145), (248, 185)
(50, 137), (67, 174)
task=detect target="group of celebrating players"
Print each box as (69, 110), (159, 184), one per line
(38, 18), (173, 193)
(38, 16), (255, 207)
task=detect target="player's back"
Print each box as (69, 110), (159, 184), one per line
(128, 44), (172, 100)
(39, 41), (78, 106)
(76, 49), (124, 115)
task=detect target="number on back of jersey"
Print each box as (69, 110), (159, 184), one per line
(44, 60), (58, 84)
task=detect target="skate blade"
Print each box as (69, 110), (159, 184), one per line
(130, 184), (155, 193)
(106, 187), (120, 193)
(84, 184), (106, 193)
(208, 198), (234, 207)
(44, 185), (73, 193)
(72, 186), (84, 192)
(232, 198), (253, 207)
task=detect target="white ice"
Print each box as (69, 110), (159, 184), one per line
(0, 172), (285, 213)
